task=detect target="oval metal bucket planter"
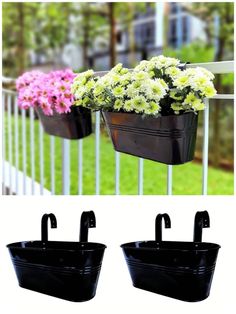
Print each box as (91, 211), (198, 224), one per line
(35, 106), (92, 140)
(121, 211), (220, 302)
(7, 211), (106, 302)
(102, 111), (198, 165)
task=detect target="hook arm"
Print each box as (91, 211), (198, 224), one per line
(79, 211), (96, 242)
(41, 213), (57, 243)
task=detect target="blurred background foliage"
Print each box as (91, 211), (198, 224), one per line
(2, 2), (234, 171)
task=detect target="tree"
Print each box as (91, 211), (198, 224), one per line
(38, 3), (74, 66)
(2, 2), (39, 76)
(190, 2), (233, 167)
(96, 2), (149, 68)
(108, 3), (116, 67)
(118, 2), (148, 67)
(74, 3), (108, 70)
(3, 2), (75, 75)
(3, 2), (152, 75)
(191, 3), (233, 61)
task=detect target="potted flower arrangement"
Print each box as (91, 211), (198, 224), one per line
(16, 69), (92, 140)
(71, 56), (216, 164)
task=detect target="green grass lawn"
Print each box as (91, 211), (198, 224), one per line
(4, 112), (234, 195)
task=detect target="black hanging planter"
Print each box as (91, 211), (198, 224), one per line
(35, 106), (92, 140)
(102, 111), (198, 165)
(7, 211), (106, 302)
(121, 211), (220, 302)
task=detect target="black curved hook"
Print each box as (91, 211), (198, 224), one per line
(155, 213), (171, 242)
(41, 213), (57, 243)
(193, 211), (210, 242)
(79, 211), (96, 242)
(178, 61), (189, 71)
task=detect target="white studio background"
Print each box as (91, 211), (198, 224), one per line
(0, 196), (235, 314)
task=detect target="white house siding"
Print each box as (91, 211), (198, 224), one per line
(190, 15), (207, 42)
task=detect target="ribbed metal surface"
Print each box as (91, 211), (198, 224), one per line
(126, 259), (216, 275)
(108, 123), (196, 138)
(12, 259), (102, 275)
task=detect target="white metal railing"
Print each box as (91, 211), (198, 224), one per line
(1, 60), (234, 195)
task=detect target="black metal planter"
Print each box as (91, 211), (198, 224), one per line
(121, 211), (220, 302)
(35, 106), (92, 139)
(102, 111), (198, 165)
(7, 211), (106, 302)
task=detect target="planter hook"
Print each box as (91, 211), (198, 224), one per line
(193, 211), (210, 242)
(41, 213), (57, 244)
(79, 211), (96, 242)
(155, 213), (171, 242)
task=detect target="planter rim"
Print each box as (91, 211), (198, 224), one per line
(7, 240), (107, 252)
(35, 105), (90, 116)
(121, 240), (221, 252)
(102, 110), (198, 118)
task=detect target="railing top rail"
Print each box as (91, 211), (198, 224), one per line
(2, 88), (17, 95)
(186, 61), (234, 74)
(213, 94), (234, 100)
(2, 61), (234, 84)
(2, 76), (16, 84)
(92, 61), (234, 76)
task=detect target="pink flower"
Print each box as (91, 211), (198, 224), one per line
(38, 97), (53, 116)
(16, 71), (43, 91)
(19, 101), (31, 110)
(16, 68), (78, 115)
(18, 90), (35, 109)
(54, 96), (72, 114)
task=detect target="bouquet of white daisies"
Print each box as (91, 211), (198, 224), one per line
(71, 55), (216, 117)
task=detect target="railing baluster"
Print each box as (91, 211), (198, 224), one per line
(7, 94), (13, 194)
(39, 123), (44, 195)
(167, 165), (173, 195)
(95, 111), (100, 195)
(50, 136), (55, 195)
(2, 92), (6, 194)
(202, 99), (210, 195)
(62, 138), (70, 195)
(14, 95), (19, 194)
(138, 158), (144, 195)
(30, 108), (35, 194)
(115, 151), (120, 195)
(78, 139), (83, 195)
(22, 108), (27, 195)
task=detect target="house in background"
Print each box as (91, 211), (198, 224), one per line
(167, 2), (206, 48)
(88, 2), (206, 70)
(28, 2), (207, 71)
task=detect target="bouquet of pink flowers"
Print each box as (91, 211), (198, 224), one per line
(16, 69), (77, 115)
